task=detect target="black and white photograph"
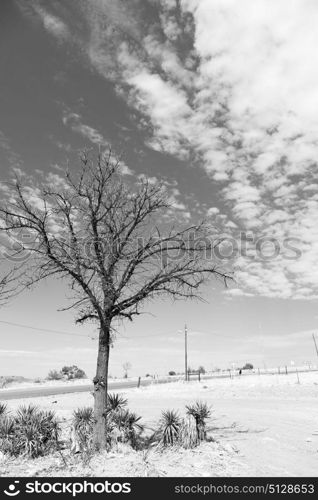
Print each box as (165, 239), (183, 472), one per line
(0, 0), (318, 490)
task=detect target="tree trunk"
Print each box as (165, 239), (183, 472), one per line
(93, 322), (110, 451)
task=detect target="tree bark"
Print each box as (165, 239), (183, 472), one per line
(93, 322), (110, 450)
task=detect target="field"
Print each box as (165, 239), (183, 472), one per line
(0, 371), (317, 477)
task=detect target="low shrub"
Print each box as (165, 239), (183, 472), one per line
(0, 404), (60, 458)
(71, 407), (94, 452)
(47, 366), (87, 381)
(0, 402), (8, 418)
(156, 401), (212, 449)
(159, 409), (181, 446)
(0, 417), (16, 455)
(179, 414), (199, 448)
(242, 363), (254, 370)
(71, 394), (144, 454)
(0, 377), (15, 388)
(47, 370), (63, 381)
(106, 393), (128, 413)
(61, 366), (87, 380)
(185, 401), (211, 441)
(110, 409), (144, 448)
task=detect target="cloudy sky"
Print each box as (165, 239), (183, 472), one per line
(1, 0), (318, 378)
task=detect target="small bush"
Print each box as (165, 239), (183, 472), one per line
(159, 410), (181, 447)
(0, 402), (8, 418)
(242, 363), (253, 370)
(179, 415), (199, 448)
(106, 393), (128, 413)
(0, 404), (60, 458)
(61, 365), (87, 380)
(185, 401), (211, 441)
(168, 371), (176, 376)
(105, 394), (143, 449)
(73, 368), (87, 379)
(47, 370), (63, 381)
(72, 407), (94, 451)
(0, 377), (15, 388)
(71, 395), (144, 454)
(111, 409), (144, 448)
(0, 417), (16, 455)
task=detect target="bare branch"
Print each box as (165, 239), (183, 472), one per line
(0, 148), (233, 328)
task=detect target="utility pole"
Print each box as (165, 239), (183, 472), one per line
(184, 324), (188, 381)
(312, 333), (318, 359)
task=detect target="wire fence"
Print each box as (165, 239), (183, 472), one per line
(138, 364), (318, 386)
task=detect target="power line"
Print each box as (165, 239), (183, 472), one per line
(0, 320), (315, 367)
(0, 320), (89, 338)
(0, 320), (176, 340)
(2, 320), (305, 348)
(0, 320), (263, 341)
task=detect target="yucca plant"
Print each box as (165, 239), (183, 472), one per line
(185, 401), (211, 441)
(72, 407), (94, 451)
(0, 416), (16, 455)
(9, 405), (60, 458)
(0, 416), (14, 438)
(106, 393), (128, 413)
(159, 409), (181, 447)
(179, 415), (199, 448)
(0, 402), (8, 418)
(15, 404), (37, 423)
(73, 407), (94, 429)
(111, 409), (144, 448)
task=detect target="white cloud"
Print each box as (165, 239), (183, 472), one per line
(62, 112), (109, 146)
(32, 4), (69, 40)
(21, 0), (318, 299)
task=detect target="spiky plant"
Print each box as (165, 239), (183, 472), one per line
(179, 415), (199, 448)
(73, 407), (94, 430)
(0, 416), (16, 455)
(159, 410), (181, 447)
(106, 393), (128, 413)
(72, 407), (94, 451)
(0, 416), (14, 437)
(16, 404), (37, 421)
(185, 401), (211, 441)
(111, 409), (144, 448)
(0, 405), (60, 458)
(0, 403), (8, 418)
(13, 405), (60, 458)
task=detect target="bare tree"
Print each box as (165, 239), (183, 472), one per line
(0, 265), (21, 306)
(122, 361), (131, 378)
(0, 150), (232, 450)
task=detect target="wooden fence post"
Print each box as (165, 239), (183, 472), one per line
(137, 376), (141, 388)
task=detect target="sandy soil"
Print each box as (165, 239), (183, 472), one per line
(1, 371), (317, 477)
